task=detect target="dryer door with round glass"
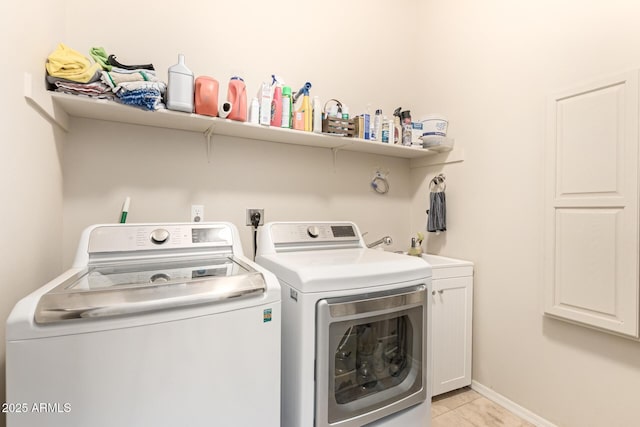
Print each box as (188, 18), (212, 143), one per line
(315, 285), (427, 427)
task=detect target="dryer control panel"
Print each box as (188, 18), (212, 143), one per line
(269, 222), (362, 250)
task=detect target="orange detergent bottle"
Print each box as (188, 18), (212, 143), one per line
(227, 76), (247, 122)
(194, 76), (219, 117)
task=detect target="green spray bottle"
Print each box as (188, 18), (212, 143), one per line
(281, 86), (292, 128)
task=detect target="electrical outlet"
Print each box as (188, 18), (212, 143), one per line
(191, 205), (204, 222)
(246, 208), (264, 226)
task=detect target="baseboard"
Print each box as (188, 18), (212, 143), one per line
(471, 380), (557, 427)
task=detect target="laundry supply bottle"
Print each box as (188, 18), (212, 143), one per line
(328, 104), (339, 119)
(270, 75), (283, 127)
(281, 86), (292, 128)
(364, 104), (372, 140)
(381, 117), (389, 143)
(167, 54), (194, 113)
(408, 237), (423, 257)
(373, 109), (382, 141)
(293, 110), (305, 130)
(292, 82), (312, 131)
(194, 76), (219, 117)
(227, 76), (247, 122)
(341, 105), (350, 135)
(393, 107), (402, 145)
(312, 96), (322, 133)
(257, 81), (271, 126)
(401, 110), (412, 146)
(303, 92), (312, 132)
(249, 97), (260, 124)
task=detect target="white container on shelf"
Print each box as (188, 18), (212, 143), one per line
(421, 114), (448, 137)
(421, 136), (454, 152)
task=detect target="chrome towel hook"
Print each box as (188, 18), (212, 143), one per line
(429, 173), (446, 193)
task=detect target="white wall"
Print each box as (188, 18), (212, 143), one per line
(59, 0), (421, 262)
(61, 120), (414, 262)
(0, 1), (65, 426)
(7, 1), (640, 426)
(413, 1), (640, 426)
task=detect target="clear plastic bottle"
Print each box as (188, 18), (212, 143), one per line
(401, 110), (412, 146)
(340, 105), (350, 135)
(341, 105), (349, 120)
(373, 109), (382, 141)
(381, 117), (389, 143)
(393, 107), (402, 145)
(373, 340), (386, 374)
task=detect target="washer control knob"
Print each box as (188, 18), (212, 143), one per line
(150, 273), (170, 283)
(150, 228), (170, 245)
(307, 226), (320, 238)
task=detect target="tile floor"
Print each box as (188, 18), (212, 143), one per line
(431, 387), (536, 427)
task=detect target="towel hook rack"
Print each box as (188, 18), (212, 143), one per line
(429, 173), (446, 192)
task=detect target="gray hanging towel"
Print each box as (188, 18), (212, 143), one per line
(427, 191), (446, 232)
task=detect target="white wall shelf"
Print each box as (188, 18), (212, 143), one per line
(25, 76), (462, 167)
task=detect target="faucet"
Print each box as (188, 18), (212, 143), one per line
(366, 235), (393, 249)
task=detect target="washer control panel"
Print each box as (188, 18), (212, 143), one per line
(87, 223), (234, 254)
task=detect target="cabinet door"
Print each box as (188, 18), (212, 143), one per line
(431, 277), (472, 396)
(544, 71), (639, 337)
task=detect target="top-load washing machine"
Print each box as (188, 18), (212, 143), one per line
(255, 221), (432, 427)
(6, 222), (280, 427)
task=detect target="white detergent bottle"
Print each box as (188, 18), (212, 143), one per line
(249, 97), (260, 124)
(167, 54), (194, 113)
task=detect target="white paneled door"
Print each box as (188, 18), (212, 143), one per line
(545, 71), (639, 337)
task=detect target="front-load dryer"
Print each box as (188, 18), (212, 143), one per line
(256, 221), (432, 427)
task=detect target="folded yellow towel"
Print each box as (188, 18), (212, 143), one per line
(45, 43), (102, 83)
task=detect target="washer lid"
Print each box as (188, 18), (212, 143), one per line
(256, 248), (431, 293)
(35, 255), (266, 323)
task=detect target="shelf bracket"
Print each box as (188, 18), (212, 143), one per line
(204, 125), (215, 163)
(409, 148), (465, 169)
(330, 142), (353, 172)
(23, 72), (70, 132)
(331, 147), (340, 172)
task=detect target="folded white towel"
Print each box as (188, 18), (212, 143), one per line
(110, 67), (156, 75)
(115, 80), (166, 95)
(101, 70), (157, 90)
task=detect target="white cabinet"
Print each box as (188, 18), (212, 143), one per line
(423, 254), (474, 396)
(544, 70), (640, 337)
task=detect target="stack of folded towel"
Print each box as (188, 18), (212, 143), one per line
(101, 67), (166, 111)
(46, 43), (113, 99)
(45, 43), (166, 111)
